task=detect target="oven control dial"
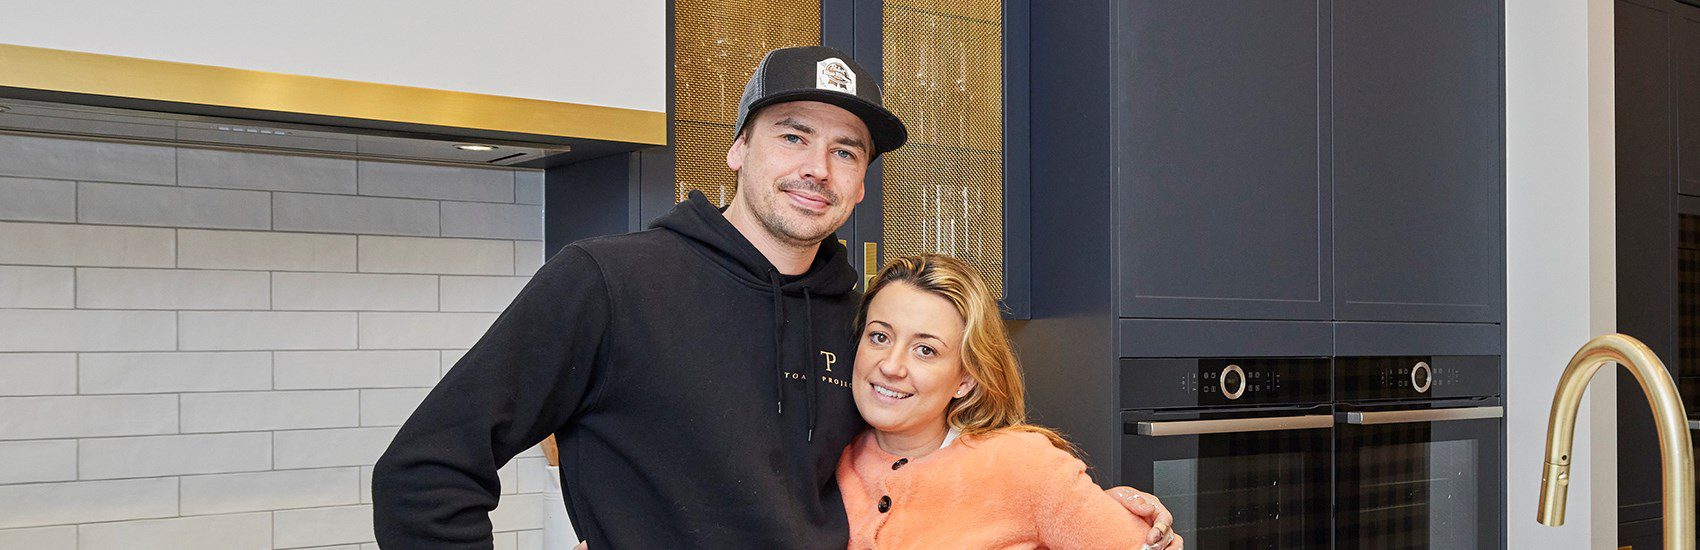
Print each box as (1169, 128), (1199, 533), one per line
(1411, 361), (1432, 394)
(1220, 364), (1246, 400)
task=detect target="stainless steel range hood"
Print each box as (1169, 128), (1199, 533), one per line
(0, 97), (642, 168)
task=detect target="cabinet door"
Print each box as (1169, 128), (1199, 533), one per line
(1116, 0), (1330, 320)
(1332, 0), (1504, 323)
(1679, 5), (1700, 197)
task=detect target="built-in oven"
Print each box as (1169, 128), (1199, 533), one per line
(1333, 356), (1504, 549)
(1120, 357), (1333, 548)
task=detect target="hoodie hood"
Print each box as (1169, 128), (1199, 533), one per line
(651, 190), (859, 297)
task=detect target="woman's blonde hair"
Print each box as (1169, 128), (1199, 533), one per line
(855, 253), (1074, 453)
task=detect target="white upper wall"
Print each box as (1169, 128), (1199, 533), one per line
(0, 0), (665, 113)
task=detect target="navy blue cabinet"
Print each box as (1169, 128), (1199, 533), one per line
(1332, 0), (1504, 323)
(1115, 0), (1332, 321)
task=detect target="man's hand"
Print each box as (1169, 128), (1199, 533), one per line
(1106, 486), (1181, 550)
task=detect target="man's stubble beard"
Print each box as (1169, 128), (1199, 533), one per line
(749, 179), (848, 248)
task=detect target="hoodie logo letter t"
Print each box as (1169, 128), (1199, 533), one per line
(820, 351), (837, 372)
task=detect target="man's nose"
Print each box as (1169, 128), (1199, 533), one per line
(797, 148), (832, 186)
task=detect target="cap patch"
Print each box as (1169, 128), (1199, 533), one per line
(816, 57), (857, 95)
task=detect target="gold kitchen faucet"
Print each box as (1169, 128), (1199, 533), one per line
(1537, 333), (1694, 549)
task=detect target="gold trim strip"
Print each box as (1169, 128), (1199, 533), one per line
(0, 43), (666, 145)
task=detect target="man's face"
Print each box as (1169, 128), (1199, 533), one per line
(726, 101), (872, 247)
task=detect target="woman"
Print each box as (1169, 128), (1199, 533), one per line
(839, 254), (1181, 549)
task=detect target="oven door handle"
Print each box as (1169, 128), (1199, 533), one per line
(1690, 419), (1699, 431)
(1132, 414), (1334, 436)
(1342, 406), (1503, 425)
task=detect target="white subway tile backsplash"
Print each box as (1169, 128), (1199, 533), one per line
(515, 457), (552, 493)
(0, 395), (176, 440)
(274, 350), (440, 389)
(0, 478), (176, 529)
(0, 221), (175, 268)
(178, 147), (356, 194)
(493, 531), (519, 550)
(181, 467), (359, 516)
(440, 201), (543, 240)
(273, 427), (398, 469)
(0, 134), (175, 185)
(0, 176), (76, 223)
(357, 235), (513, 275)
(0, 134), (542, 537)
(79, 432), (271, 479)
(180, 390), (358, 433)
(439, 276), (529, 313)
(0, 525), (76, 549)
(515, 171), (544, 205)
(0, 353), (76, 396)
(77, 268), (270, 310)
(514, 241), (545, 277)
(274, 193), (439, 237)
(357, 160), (514, 203)
(271, 273), (437, 311)
(0, 265), (74, 308)
(359, 388), (431, 427)
(0, 310), (175, 352)
(178, 311), (357, 351)
(78, 182), (270, 230)
(489, 493), (544, 532)
(273, 504), (375, 548)
(79, 352), (272, 394)
(0, 440), (77, 484)
(358, 312), (498, 350)
(77, 512), (272, 550)
(178, 229), (356, 272)
(516, 529), (545, 550)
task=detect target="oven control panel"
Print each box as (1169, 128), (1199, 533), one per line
(1121, 357), (1331, 409)
(1335, 356), (1501, 401)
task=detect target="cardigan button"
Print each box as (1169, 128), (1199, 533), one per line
(877, 495), (892, 513)
(892, 458), (908, 470)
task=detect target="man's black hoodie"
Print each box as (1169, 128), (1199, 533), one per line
(372, 191), (867, 549)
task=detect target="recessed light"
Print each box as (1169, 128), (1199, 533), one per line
(455, 144), (498, 152)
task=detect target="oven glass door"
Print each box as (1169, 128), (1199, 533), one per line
(1334, 404), (1503, 549)
(1122, 407), (1333, 548)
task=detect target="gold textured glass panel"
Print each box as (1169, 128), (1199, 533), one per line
(882, 1), (1005, 297)
(674, 0), (822, 205)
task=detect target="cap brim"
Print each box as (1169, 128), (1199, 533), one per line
(745, 90), (908, 158)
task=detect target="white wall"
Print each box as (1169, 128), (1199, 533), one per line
(0, 133), (552, 549)
(1505, 0), (1616, 547)
(0, 0), (665, 113)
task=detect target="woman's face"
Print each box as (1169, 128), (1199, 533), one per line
(852, 281), (976, 440)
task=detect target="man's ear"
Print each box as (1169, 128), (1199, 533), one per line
(726, 133), (747, 172)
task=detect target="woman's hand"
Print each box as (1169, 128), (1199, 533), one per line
(1106, 486), (1181, 549)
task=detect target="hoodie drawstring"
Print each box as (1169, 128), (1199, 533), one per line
(767, 269), (785, 416)
(802, 286), (817, 442)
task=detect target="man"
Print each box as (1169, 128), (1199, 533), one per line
(372, 46), (1177, 548)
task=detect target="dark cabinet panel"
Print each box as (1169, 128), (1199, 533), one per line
(1332, 0), (1504, 323)
(1616, 0), (1679, 528)
(1680, 11), (1700, 196)
(1115, 0), (1331, 320)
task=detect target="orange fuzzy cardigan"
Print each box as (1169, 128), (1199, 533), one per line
(836, 429), (1152, 549)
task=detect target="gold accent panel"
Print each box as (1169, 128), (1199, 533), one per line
(881, 0), (1005, 297)
(0, 43), (665, 145)
(674, 0), (822, 205)
(864, 242), (881, 291)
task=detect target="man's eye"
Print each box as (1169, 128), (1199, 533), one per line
(783, 134), (803, 144)
(834, 150), (856, 160)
